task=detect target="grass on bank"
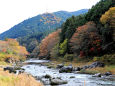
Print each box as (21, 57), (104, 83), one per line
(0, 61), (11, 66)
(0, 68), (43, 86)
(79, 65), (115, 74)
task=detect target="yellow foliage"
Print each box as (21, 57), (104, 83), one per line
(100, 7), (115, 41)
(0, 39), (28, 61)
(100, 7), (115, 26)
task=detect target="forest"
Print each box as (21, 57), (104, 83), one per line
(36, 0), (115, 65)
(0, 0), (115, 86)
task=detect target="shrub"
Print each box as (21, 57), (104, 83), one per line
(64, 54), (74, 61)
(0, 39), (28, 62)
(93, 54), (115, 65)
(50, 44), (60, 59)
(59, 39), (68, 55)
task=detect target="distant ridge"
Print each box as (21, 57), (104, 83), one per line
(0, 9), (88, 40)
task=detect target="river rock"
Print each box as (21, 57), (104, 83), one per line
(44, 74), (51, 79)
(82, 65), (90, 69)
(34, 76), (41, 80)
(70, 76), (75, 78)
(92, 73), (101, 77)
(42, 78), (50, 85)
(15, 70), (24, 75)
(26, 66), (30, 68)
(104, 72), (112, 76)
(73, 67), (81, 71)
(4, 67), (16, 73)
(4, 66), (25, 74)
(89, 61), (105, 68)
(47, 66), (52, 69)
(59, 66), (73, 73)
(56, 64), (64, 69)
(50, 78), (67, 85)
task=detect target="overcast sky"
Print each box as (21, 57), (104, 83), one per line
(0, 0), (100, 34)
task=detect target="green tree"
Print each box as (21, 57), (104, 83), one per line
(59, 39), (68, 55)
(85, 0), (114, 23)
(60, 15), (86, 43)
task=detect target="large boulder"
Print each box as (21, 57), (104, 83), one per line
(50, 78), (67, 85)
(42, 78), (51, 85)
(56, 64), (64, 69)
(4, 67), (16, 73)
(73, 67), (81, 71)
(44, 74), (51, 79)
(59, 65), (73, 73)
(82, 65), (90, 69)
(89, 61), (105, 68)
(104, 72), (112, 76)
(92, 73), (101, 77)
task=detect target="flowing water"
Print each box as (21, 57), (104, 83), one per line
(22, 59), (115, 86)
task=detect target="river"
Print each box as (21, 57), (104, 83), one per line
(22, 59), (115, 86)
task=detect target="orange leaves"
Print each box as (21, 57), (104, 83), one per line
(0, 39), (28, 61)
(39, 30), (61, 57)
(2, 49), (7, 53)
(7, 39), (19, 46)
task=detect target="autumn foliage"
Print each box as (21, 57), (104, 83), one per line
(70, 22), (102, 57)
(100, 7), (115, 41)
(100, 7), (115, 26)
(40, 13), (61, 24)
(0, 39), (28, 61)
(39, 29), (61, 58)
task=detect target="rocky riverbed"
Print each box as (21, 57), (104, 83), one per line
(22, 59), (115, 86)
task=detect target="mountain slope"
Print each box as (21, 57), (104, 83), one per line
(0, 9), (88, 40)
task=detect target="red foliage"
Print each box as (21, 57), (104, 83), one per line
(70, 21), (102, 56)
(79, 51), (84, 58)
(90, 47), (95, 52)
(2, 49), (7, 52)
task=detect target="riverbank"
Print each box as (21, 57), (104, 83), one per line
(0, 62), (43, 86)
(44, 59), (115, 75)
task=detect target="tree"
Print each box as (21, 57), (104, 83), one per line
(30, 45), (40, 58)
(100, 7), (115, 41)
(39, 29), (61, 59)
(27, 39), (39, 53)
(50, 44), (60, 59)
(85, 0), (114, 23)
(0, 39), (28, 62)
(70, 22), (102, 57)
(59, 39), (68, 55)
(60, 15), (86, 43)
(100, 7), (115, 25)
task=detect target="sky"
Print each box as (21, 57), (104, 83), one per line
(0, 0), (100, 34)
